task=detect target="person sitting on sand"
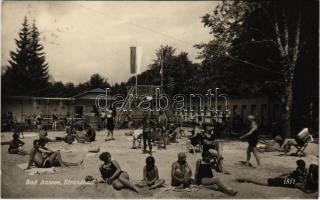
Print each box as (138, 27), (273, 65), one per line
(39, 129), (57, 143)
(171, 152), (193, 188)
(26, 140), (82, 169)
(8, 132), (27, 155)
(236, 159), (308, 189)
(195, 152), (237, 196)
(239, 115), (261, 167)
(56, 131), (76, 144)
(99, 152), (139, 193)
(137, 156), (165, 190)
(84, 122), (96, 142)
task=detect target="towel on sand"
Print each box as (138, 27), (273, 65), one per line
(17, 163), (56, 175)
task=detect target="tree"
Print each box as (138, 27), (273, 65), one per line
(89, 73), (110, 89)
(2, 17), (49, 96)
(197, 0), (318, 138)
(3, 17), (31, 96)
(29, 21), (49, 93)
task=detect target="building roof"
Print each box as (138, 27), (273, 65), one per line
(72, 88), (106, 98)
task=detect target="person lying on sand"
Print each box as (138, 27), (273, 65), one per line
(195, 152), (237, 196)
(26, 140), (82, 169)
(99, 152), (139, 193)
(8, 132), (27, 155)
(171, 152), (193, 188)
(236, 159), (310, 191)
(137, 156), (165, 190)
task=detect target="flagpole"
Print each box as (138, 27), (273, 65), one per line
(161, 49), (163, 88)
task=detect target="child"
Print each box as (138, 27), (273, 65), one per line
(171, 152), (193, 188)
(137, 156), (165, 190)
(132, 129), (143, 149)
(99, 152), (139, 193)
(142, 112), (154, 155)
(105, 110), (115, 140)
(8, 132), (26, 155)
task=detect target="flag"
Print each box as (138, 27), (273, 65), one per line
(130, 47), (142, 74)
(160, 50), (163, 74)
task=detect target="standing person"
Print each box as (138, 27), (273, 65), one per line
(100, 110), (106, 130)
(99, 152), (139, 193)
(106, 110), (115, 141)
(142, 112), (154, 155)
(35, 113), (43, 131)
(195, 152), (237, 196)
(171, 152), (193, 188)
(137, 156), (165, 190)
(240, 115), (261, 167)
(158, 110), (168, 149)
(52, 112), (58, 131)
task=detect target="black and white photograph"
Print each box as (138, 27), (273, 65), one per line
(1, 0), (319, 199)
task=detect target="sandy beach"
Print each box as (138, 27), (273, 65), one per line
(1, 129), (318, 199)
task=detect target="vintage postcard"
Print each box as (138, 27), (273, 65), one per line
(1, 0), (319, 199)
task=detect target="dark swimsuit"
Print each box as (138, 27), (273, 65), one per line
(100, 161), (124, 182)
(196, 160), (214, 185)
(247, 123), (258, 147)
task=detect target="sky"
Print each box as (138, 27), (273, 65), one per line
(2, 1), (218, 85)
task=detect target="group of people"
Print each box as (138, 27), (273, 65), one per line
(131, 111), (179, 154)
(97, 151), (237, 196)
(4, 109), (318, 196)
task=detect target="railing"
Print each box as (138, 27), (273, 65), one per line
(136, 85), (162, 96)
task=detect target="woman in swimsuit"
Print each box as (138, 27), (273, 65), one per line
(195, 152), (237, 196)
(99, 152), (139, 193)
(240, 115), (261, 167)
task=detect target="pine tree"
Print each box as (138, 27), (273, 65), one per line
(29, 21), (49, 94)
(3, 16), (31, 95)
(2, 17), (49, 96)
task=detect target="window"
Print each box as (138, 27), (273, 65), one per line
(251, 105), (257, 115)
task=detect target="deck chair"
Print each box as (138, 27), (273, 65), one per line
(294, 135), (313, 157)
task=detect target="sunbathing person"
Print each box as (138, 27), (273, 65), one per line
(280, 128), (313, 153)
(195, 152), (237, 196)
(137, 156), (165, 190)
(99, 152), (139, 193)
(236, 159), (308, 188)
(8, 132), (27, 155)
(171, 152), (193, 188)
(84, 122), (96, 142)
(56, 131), (76, 144)
(26, 140), (81, 169)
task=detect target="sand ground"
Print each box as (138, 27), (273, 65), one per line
(1, 129), (319, 199)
